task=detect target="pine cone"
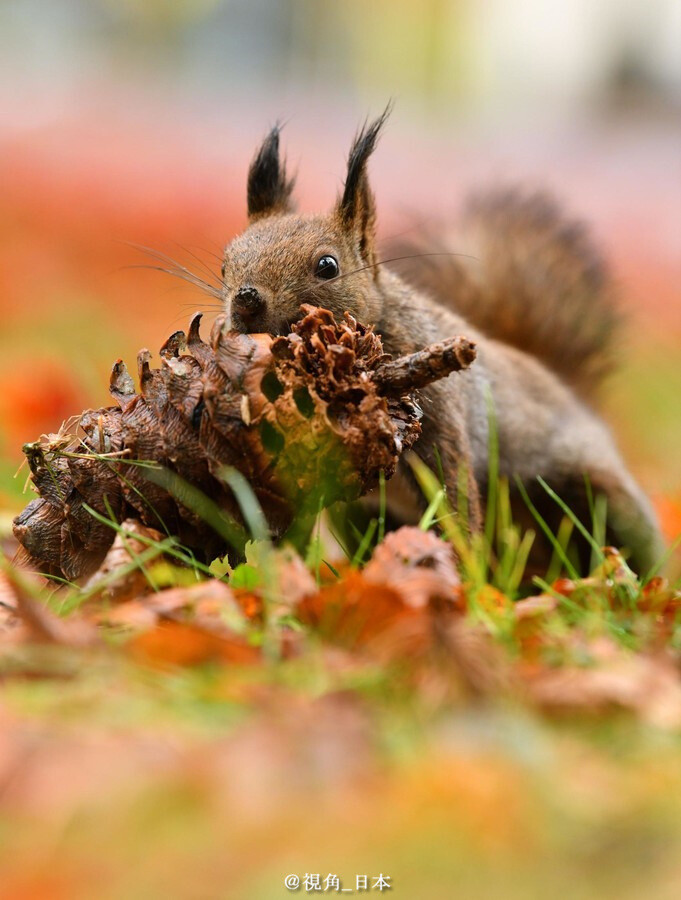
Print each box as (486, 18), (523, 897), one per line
(13, 305), (476, 581)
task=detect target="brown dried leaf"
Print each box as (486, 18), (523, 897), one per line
(98, 578), (240, 634)
(0, 569), (19, 627)
(14, 586), (98, 649)
(363, 526), (462, 609)
(297, 548), (473, 676)
(269, 546), (317, 607)
(83, 518), (166, 601)
(521, 637), (681, 730)
(514, 593), (559, 621)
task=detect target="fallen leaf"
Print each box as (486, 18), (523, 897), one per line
(514, 594), (559, 620)
(99, 578), (244, 637)
(513, 594), (561, 663)
(638, 576), (681, 615)
(0, 569), (20, 636)
(15, 592), (98, 648)
(1, 567), (98, 648)
(83, 518), (166, 602)
(297, 571), (412, 649)
(129, 620), (260, 668)
(521, 638), (681, 730)
(474, 584), (514, 618)
(363, 526), (462, 609)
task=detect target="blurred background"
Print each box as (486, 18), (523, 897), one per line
(0, 6), (680, 897)
(1, 0), (680, 534)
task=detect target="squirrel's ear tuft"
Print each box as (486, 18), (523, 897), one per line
(247, 125), (296, 220)
(337, 105), (391, 265)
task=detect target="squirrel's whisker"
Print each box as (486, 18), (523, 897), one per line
(123, 242), (223, 298)
(123, 264), (223, 300)
(172, 242), (224, 289)
(175, 302), (224, 310)
(164, 309), (220, 330)
(194, 244), (228, 265)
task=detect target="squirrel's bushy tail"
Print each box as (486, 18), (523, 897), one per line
(393, 189), (620, 397)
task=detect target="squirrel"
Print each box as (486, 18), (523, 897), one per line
(220, 108), (662, 574)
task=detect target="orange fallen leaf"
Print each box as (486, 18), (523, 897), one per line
(551, 578), (576, 597)
(0, 870), (82, 900)
(128, 619), (260, 668)
(296, 563), (489, 686)
(0, 569), (21, 637)
(638, 576), (681, 614)
(513, 594), (560, 663)
(298, 571), (410, 649)
(474, 584), (514, 617)
(232, 589), (263, 621)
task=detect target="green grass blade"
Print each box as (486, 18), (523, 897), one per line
(537, 476), (606, 565)
(506, 529), (536, 597)
(484, 388), (499, 567)
(515, 476), (579, 580)
(409, 454), (481, 583)
(142, 465), (247, 551)
(545, 516), (574, 586)
(377, 470), (386, 545)
(219, 466), (270, 544)
(418, 489), (445, 531)
(644, 530), (681, 584)
(351, 519), (377, 568)
(591, 492), (608, 573)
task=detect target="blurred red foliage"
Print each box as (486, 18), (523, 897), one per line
(0, 117), (678, 503)
(654, 495), (681, 543)
(0, 359), (84, 450)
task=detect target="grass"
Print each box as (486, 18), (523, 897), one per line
(10, 437), (680, 656)
(1, 448), (681, 899)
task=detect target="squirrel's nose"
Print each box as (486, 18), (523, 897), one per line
(233, 286), (265, 317)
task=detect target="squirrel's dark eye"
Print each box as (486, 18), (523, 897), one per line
(315, 255), (339, 280)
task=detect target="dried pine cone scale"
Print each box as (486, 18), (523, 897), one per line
(13, 305), (476, 581)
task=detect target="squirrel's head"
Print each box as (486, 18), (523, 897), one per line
(223, 109), (390, 335)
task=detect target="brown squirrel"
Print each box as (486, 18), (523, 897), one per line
(221, 109), (662, 574)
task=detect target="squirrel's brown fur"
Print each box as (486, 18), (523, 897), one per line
(390, 189), (620, 398)
(221, 112), (662, 573)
